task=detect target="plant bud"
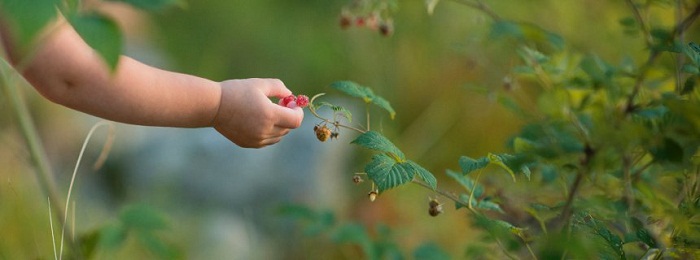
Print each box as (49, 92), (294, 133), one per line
(353, 175), (363, 184)
(428, 199), (443, 217)
(368, 191), (378, 202)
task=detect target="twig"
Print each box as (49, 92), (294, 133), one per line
(449, 0), (501, 21)
(624, 0), (653, 47)
(412, 179), (463, 206)
(309, 105), (367, 134)
(625, 3), (700, 113)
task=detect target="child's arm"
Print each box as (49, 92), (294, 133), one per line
(2, 19), (303, 148)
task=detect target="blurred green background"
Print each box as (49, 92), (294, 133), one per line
(0, 0), (678, 258)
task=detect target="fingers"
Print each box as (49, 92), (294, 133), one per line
(257, 78), (292, 99)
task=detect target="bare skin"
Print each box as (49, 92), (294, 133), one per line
(1, 18), (304, 148)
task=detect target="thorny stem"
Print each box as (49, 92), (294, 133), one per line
(625, 3), (700, 113)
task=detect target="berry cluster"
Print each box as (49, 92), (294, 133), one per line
(339, 12), (394, 36)
(278, 94), (309, 109)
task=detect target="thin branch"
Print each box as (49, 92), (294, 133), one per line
(412, 179), (463, 206)
(308, 105), (367, 134)
(448, 0), (501, 21)
(624, 0), (653, 47)
(625, 3), (700, 113)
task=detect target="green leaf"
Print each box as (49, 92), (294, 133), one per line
(478, 199), (505, 213)
(365, 154), (415, 192)
(106, 0), (182, 11)
(413, 242), (450, 260)
(446, 169), (483, 197)
(352, 131), (405, 161)
(332, 224), (376, 259)
(315, 101), (353, 122)
(682, 77), (696, 95)
(136, 232), (179, 259)
(0, 0), (60, 56)
(330, 81), (396, 119)
(650, 137), (683, 163)
(490, 20), (565, 50)
(97, 223), (128, 251)
(573, 213), (625, 259)
(459, 156), (489, 174)
(682, 64), (700, 74)
(488, 153), (517, 182)
(69, 13), (122, 70)
(410, 161), (437, 190)
(371, 96), (396, 120)
(119, 204), (168, 232)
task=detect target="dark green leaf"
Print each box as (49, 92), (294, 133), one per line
(573, 213), (625, 259)
(618, 17), (636, 27)
(630, 217), (657, 248)
(409, 160), (437, 190)
(650, 138), (683, 163)
(682, 77), (696, 95)
(119, 204), (168, 232)
(352, 131), (405, 161)
(0, 0), (60, 56)
(97, 223), (128, 250)
(365, 154), (414, 192)
(413, 242), (450, 260)
(459, 156), (489, 174)
(69, 13), (122, 70)
(106, 0), (182, 11)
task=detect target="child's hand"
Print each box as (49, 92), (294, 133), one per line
(213, 78), (304, 148)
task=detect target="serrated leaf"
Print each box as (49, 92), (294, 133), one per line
(371, 96), (396, 119)
(446, 169), (483, 196)
(315, 101), (353, 122)
(459, 156), (489, 174)
(69, 13), (122, 70)
(330, 81), (396, 119)
(410, 161), (437, 189)
(0, 0), (60, 57)
(106, 0), (182, 11)
(365, 154), (416, 192)
(352, 131), (405, 161)
(574, 213), (625, 259)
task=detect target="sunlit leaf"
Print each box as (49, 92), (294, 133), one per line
(488, 153), (517, 182)
(69, 13), (122, 70)
(352, 131), (405, 161)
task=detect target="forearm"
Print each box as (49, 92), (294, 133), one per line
(7, 19), (221, 128)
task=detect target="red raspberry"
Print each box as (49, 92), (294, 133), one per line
(296, 95), (309, 108)
(279, 95), (296, 107)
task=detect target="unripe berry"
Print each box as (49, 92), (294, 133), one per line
(368, 191), (378, 202)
